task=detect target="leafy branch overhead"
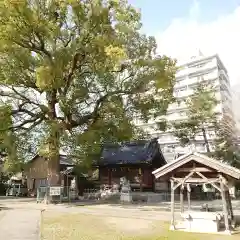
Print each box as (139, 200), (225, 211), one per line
(0, 1), (176, 176)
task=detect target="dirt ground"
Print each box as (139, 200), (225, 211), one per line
(41, 210), (240, 240)
(41, 211), (164, 239)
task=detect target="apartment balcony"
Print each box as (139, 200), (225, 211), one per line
(219, 69), (229, 82)
(167, 103), (187, 114)
(173, 89), (194, 98)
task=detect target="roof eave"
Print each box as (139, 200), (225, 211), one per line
(152, 152), (240, 180)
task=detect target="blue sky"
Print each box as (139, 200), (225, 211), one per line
(128, 0), (240, 85)
(129, 0), (240, 35)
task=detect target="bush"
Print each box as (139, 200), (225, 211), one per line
(0, 182), (7, 195)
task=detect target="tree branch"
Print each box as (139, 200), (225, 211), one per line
(11, 115), (43, 131)
(12, 38), (52, 63)
(70, 90), (132, 128)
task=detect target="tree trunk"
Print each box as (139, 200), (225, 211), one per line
(47, 154), (60, 186)
(202, 127), (210, 153)
(44, 128), (60, 204)
(47, 127), (61, 187)
(46, 91), (60, 187)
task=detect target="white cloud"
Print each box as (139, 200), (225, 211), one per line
(189, 0), (200, 20)
(156, 3), (240, 85)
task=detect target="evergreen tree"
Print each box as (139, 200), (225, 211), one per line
(172, 80), (240, 166)
(172, 82), (218, 152)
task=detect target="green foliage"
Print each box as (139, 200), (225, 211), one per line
(0, 0), (176, 175)
(171, 82), (218, 149)
(186, 83), (219, 124)
(171, 81), (239, 165)
(172, 120), (199, 146)
(213, 120), (240, 166)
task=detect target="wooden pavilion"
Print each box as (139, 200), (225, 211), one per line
(152, 152), (240, 234)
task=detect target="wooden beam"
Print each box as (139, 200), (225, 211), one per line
(220, 178), (230, 232)
(173, 177), (219, 184)
(180, 185), (184, 213)
(195, 172), (221, 192)
(226, 190), (234, 220)
(187, 184), (191, 211)
(176, 167), (214, 173)
(170, 179), (175, 230)
(172, 171), (195, 190)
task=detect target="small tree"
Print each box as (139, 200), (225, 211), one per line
(214, 117), (240, 167)
(172, 82), (218, 152)
(0, 0), (176, 184)
(171, 81), (240, 167)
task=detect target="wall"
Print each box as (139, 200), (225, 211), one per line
(25, 156), (48, 189)
(99, 166), (154, 189)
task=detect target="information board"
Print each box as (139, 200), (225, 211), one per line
(49, 187), (62, 196)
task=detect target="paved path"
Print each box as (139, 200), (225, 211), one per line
(0, 209), (40, 240)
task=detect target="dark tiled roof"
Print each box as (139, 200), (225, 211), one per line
(98, 138), (165, 165)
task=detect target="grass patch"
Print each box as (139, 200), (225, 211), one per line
(41, 211), (239, 240)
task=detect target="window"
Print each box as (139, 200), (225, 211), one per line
(179, 111), (186, 116)
(35, 178), (47, 188)
(39, 179), (47, 186)
(179, 86), (187, 91)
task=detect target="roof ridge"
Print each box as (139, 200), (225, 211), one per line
(153, 151), (240, 179)
(193, 152), (240, 173)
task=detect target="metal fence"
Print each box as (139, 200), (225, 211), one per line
(81, 188), (240, 202)
(36, 186), (79, 203)
(36, 186), (240, 204)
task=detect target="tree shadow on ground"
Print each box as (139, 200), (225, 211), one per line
(0, 206), (13, 211)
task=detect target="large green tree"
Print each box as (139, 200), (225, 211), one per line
(0, 0), (176, 184)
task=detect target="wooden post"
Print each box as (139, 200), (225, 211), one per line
(180, 185), (184, 213)
(187, 184), (191, 211)
(170, 179), (175, 230)
(220, 178), (230, 232)
(226, 190), (234, 220)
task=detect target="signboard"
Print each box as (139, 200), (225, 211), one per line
(49, 187), (62, 196)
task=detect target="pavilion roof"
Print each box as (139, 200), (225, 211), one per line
(152, 151), (240, 180)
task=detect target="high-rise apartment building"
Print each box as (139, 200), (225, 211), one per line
(231, 84), (240, 136)
(134, 53), (236, 156)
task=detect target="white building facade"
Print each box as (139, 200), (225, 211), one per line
(135, 54), (236, 156)
(231, 84), (240, 136)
